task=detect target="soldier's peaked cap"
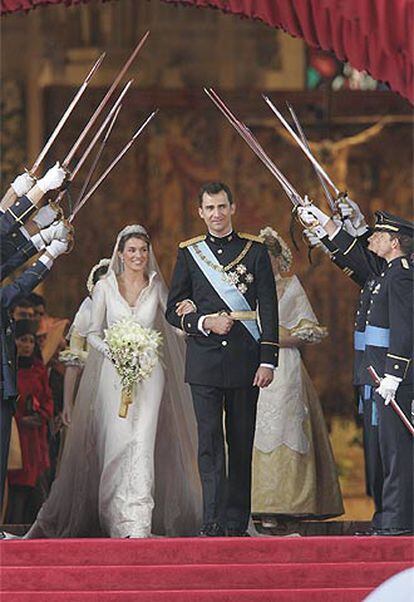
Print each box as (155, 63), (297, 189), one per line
(374, 211), (413, 238)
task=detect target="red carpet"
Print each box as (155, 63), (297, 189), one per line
(1, 536), (413, 601)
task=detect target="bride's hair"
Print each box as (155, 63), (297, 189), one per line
(118, 231), (150, 253)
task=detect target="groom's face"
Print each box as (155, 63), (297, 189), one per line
(198, 190), (235, 236)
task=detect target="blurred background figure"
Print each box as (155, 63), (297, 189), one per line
(35, 314), (69, 485)
(252, 227), (343, 529)
(9, 297), (36, 322)
(59, 258), (110, 431)
(27, 293), (47, 320)
(6, 319), (53, 524)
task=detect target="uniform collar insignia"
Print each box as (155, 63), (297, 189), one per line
(208, 230), (235, 245)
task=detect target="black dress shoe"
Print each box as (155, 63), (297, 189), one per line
(354, 528), (376, 536)
(198, 522), (225, 537)
(227, 529), (251, 537)
(372, 528), (413, 536)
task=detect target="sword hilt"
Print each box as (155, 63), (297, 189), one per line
(333, 191), (353, 224)
(48, 198), (65, 221)
(62, 218), (75, 254)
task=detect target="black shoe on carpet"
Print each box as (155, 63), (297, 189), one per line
(372, 528), (413, 536)
(197, 522), (225, 537)
(354, 528), (376, 536)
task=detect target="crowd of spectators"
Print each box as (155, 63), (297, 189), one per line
(4, 292), (68, 524)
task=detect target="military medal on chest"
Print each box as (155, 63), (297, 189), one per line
(193, 241), (255, 293)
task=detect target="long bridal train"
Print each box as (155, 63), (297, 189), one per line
(26, 225), (202, 539)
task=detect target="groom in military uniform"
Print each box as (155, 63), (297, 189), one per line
(166, 182), (278, 536)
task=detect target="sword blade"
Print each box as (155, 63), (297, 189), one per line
(69, 110), (157, 222)
(53, 81), (132, 207)
(205, 88), (303, 206)
(206, 89), (298, 201)
(31, 52), (106, 174)
(70, 80), (132, 182)
(74, 104), (122, 210)
(63, 30), (150, 168)
(286, 102), (336, 212)
(367, 366), (414, 437)
(263, 95), (340, 196)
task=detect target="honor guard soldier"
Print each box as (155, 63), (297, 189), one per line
(1, 163), (66, 264)
(166, 182), (278, 537)
(0, 228), (72, 509)
(300, 201), (413, 536)
(1, 220), (69, 282)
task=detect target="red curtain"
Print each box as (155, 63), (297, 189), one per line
(1, 0), (413, 104)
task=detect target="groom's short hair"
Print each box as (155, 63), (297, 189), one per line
(198, 182), (233, 207)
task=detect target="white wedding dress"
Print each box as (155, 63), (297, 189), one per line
(26, 226), (202, 539)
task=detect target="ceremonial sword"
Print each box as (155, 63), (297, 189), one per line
(73, 105), (122, 211)
(263, 95), (342, 197)
(204, 88), (305, 208)
(367, 366), (414, 437)
(52, 80), (133, 211)
(68, 110), (158, 222)
(62, 31), (149, 170)
(32, 53), (106, 174)
(0, 53), (105, 209)
(285, 102), (336, 212)
(49, 79), (134, 216)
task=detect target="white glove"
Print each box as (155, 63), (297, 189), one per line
(335, 196), (368, 237)
(305, 225), (326, 241)
(11, 172), (35, 196)
(45, 239), (69, 259)
(376, 374), (402, 406)
(33, 204), (59, 228)
(39, 221), (71, 245)
(91, 338), (112, 361)
(297, 204), (330, 228)
(37, 162), (66, 193)
(303, 229), (331, 255)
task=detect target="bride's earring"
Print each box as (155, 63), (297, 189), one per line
(120, 257), (125, 271)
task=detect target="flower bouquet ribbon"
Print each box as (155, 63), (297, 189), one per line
(104, 319), (163, 418)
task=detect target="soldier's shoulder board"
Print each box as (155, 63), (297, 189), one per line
(238, 232), (264, 243)
(400, 257), (410, 270)
(179, 235), (206, 248)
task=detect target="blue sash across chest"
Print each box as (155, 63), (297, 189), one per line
(188, 241), (260, 341)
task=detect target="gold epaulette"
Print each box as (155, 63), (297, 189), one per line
(401, 257), (410, 269)
(179, 235), (206, 248)
(238, 232), (264, 243)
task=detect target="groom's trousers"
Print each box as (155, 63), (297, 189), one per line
(190, 384), (259, 532)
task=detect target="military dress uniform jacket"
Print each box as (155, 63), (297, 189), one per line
(1, 196), (38, 265)
(1, 259), (49, 401)
(331, 228), (413, 387)
(166, 232), (278, 388)
(0, 195), (37, 238)
(321, 232), (371, 288)
(1, 236), (39, 282)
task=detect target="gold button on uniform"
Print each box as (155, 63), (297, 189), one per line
(394, 364), (400, 370)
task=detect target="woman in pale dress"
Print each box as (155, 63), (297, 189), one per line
(25, 225), (201, 539)
(59, 258), (110, 432)
(252, 227), (343, 525)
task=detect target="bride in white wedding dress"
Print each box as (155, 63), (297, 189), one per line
(26, 225), (201, 539)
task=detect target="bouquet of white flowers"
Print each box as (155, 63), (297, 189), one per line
(104, 319), (163, 418)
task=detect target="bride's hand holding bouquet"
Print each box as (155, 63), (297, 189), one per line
(104, 318), (163, 418)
